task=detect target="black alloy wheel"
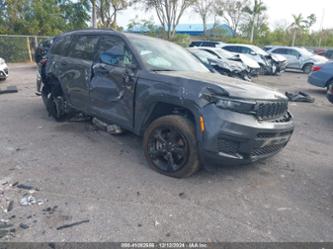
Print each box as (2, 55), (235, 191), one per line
(143, 115), (200, 178)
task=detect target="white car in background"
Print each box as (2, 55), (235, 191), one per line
(221, 44), (288, 75)
(0, 57), (8, 80)
(265, 46), (329, 73)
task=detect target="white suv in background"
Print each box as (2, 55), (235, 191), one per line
(265, 46), (328, 73)
(0, 57), (8, 80)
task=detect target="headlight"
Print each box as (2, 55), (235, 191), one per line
(216, 97), (257, 114)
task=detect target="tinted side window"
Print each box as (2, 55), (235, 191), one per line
(272, 48), (287, 54)
(68, 35), (99, 61)
(189, 41), (201, 47)
(50, 36), (72, 56)
(97, 36), (135, 67)
(286, 49), (300, 57)
(202, 42), (215, 47)
(326, 50), (333, 58)
(223, 46), (237, 52)
(239, 47), (251, 54)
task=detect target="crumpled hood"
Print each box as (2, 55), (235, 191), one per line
(270, 54), (287, 62)
(215, 58), (246, 72)
(155, 71), (287, 100)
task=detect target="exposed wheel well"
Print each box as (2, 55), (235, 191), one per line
(142, 103), (196, 134)
(43, 75), (63, 94)
(302, 63), (313, 70)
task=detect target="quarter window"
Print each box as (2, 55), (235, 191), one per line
(68, 35), (99, 61)
(50, 35), (72, 56)
(272, 48), (287, 54)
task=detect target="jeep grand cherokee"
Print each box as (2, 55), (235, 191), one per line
(38, 30), (294, 178)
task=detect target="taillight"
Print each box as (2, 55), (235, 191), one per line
(311, 65), (321, 72)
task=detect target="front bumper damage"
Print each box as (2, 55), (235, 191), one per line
(199, 104), (294, 165)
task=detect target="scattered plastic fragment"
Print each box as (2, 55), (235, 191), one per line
(285, 91), (315, 103)
(19, 223), (29, 229)
(20, 196), (37, 206)
(56, 219), (90, 230)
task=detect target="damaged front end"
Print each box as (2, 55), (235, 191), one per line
(198, 85), (294, 165)
(259, 54), (288, 75)
(210, 58), (252, 82)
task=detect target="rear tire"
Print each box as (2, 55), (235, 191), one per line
(303, 64), (313, 74)
(143, 115), (200, 178)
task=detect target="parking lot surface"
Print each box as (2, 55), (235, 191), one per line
(0, 64), (332, 242)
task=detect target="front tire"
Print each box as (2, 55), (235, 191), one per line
(143, 115), (200, 178)
(43, 85), (68, 122)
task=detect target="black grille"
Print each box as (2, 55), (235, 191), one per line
(256, 101), (288, 121)
(250, 143), (286, 157)
(217, 138), (239, 154)
(4, 68), (8, 74)
(257, 130), (293, 138)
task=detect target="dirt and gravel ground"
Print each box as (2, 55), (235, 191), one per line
(0, 63), (332, 242)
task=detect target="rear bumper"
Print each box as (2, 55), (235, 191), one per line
(308, 72), (329, 88)
(199, 104), (294, 166)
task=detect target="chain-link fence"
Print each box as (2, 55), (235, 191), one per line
(0, 35), (51, 63)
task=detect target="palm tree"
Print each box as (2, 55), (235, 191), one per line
(244, 0), (267, 42)
(290, 14), (306, 46)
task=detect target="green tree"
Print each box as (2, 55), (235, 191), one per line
(289, 14), (306, 46)
(59, 0), (91, 31)
(243, 0), (267, 42)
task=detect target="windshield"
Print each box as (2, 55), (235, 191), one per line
(191, 49), (219, 63)
(128, 35), (209, 72)
(215, 48), (234, 59)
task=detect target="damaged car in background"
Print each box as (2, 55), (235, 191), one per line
(191, 46), (261, 78)
(38, 30), (294, 178)
(188, 47), (253, 81)
(188, 43), (261, 77)
(222, 44), (288, 75)
(0, 57), (8, 80)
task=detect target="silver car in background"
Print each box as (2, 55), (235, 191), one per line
(265, 46), (329, 73)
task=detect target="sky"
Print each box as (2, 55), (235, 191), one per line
(117, 0), (332, 31)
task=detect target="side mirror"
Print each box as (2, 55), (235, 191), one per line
(100, 52), (123, 66)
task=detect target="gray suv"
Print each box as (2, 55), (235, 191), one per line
(266, 46), (328, 73)
(38, 29), (294, 178)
